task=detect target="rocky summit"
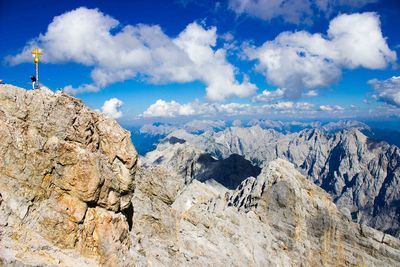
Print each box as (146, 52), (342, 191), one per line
(0, 85), (137, 266)
(1, 84), (400, 266)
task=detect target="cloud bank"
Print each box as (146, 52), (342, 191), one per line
(142, 99), (323, 118)
(8, 7), (256, 101)
(245, 12), (396, 98)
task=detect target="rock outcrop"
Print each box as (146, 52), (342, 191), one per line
(167, 126), (400, 237)
(0, 85), (137, 266)
(131, 159), (400, 266)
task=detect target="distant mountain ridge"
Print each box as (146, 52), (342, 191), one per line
(131, 119), (399, 155)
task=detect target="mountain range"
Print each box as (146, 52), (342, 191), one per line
(145, 125), (400, 237)
(131, 119), (400, 155)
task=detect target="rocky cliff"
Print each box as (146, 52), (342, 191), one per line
(133, 159), (400, 266)
(1, 84), (400, 266)
(167, 126), (400, 237)
(143, 138), (261, 189)
(0, 85), (137, 266)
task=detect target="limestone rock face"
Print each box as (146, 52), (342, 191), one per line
(144, 139), (261, 189)
(168, 127), (400, 236)
(0, 85), (137, 266)
(130, 159), (400, 266)
(227, 160), (400, 266)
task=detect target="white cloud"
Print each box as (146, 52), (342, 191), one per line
(101, 98), (123, 119)
(272, 101), (294, 110)
(245, 12), (396, 98)
(252, 88), (285, 102)
(64, 84), (100, 94)
(141, 99), (315, 118)
(228, 0), (378, 24)
(304, 90), (319, 97)
(296, 102), (315, 110)
(319, 105), (344, 112)
(7, 7), (256, 101)
(142, 99), (196, 117)
(253, 88), (318, 103)
(368, 76), (400, 107)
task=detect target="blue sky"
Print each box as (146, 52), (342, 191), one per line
(1, 0), (399, 125)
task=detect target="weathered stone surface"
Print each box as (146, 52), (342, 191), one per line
(130, 166), (185, 266)
(0, 84), (137, 266)
(130, 159), (400, 266)
(144, 140), (261, 189)
(168, 126), (400, 236)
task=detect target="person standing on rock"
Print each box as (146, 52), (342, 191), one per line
(31, 75), (37, 89)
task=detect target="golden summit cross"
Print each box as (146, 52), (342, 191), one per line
(31, 48), (42, 89)
(32, 48), (42, 59)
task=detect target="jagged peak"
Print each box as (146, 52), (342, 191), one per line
(0, 84), (138, 265)
(229, 159), (333, 211)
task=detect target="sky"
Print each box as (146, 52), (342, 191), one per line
(1, 0), (400, 125)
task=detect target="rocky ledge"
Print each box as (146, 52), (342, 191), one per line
(137, 141), (400, 266)
(0, 85), (137, 266)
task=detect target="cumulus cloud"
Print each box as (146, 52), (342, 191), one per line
(228, 0), (378, 24)
(7, 7), (256, 101)
(252, 88), (285, 102)
(101, 98), (123, 119)
(142, 99), (198, 117)
(368, 76), (400, 107)
(141, 99), (316, 118)
(245, 12), (396, 98)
